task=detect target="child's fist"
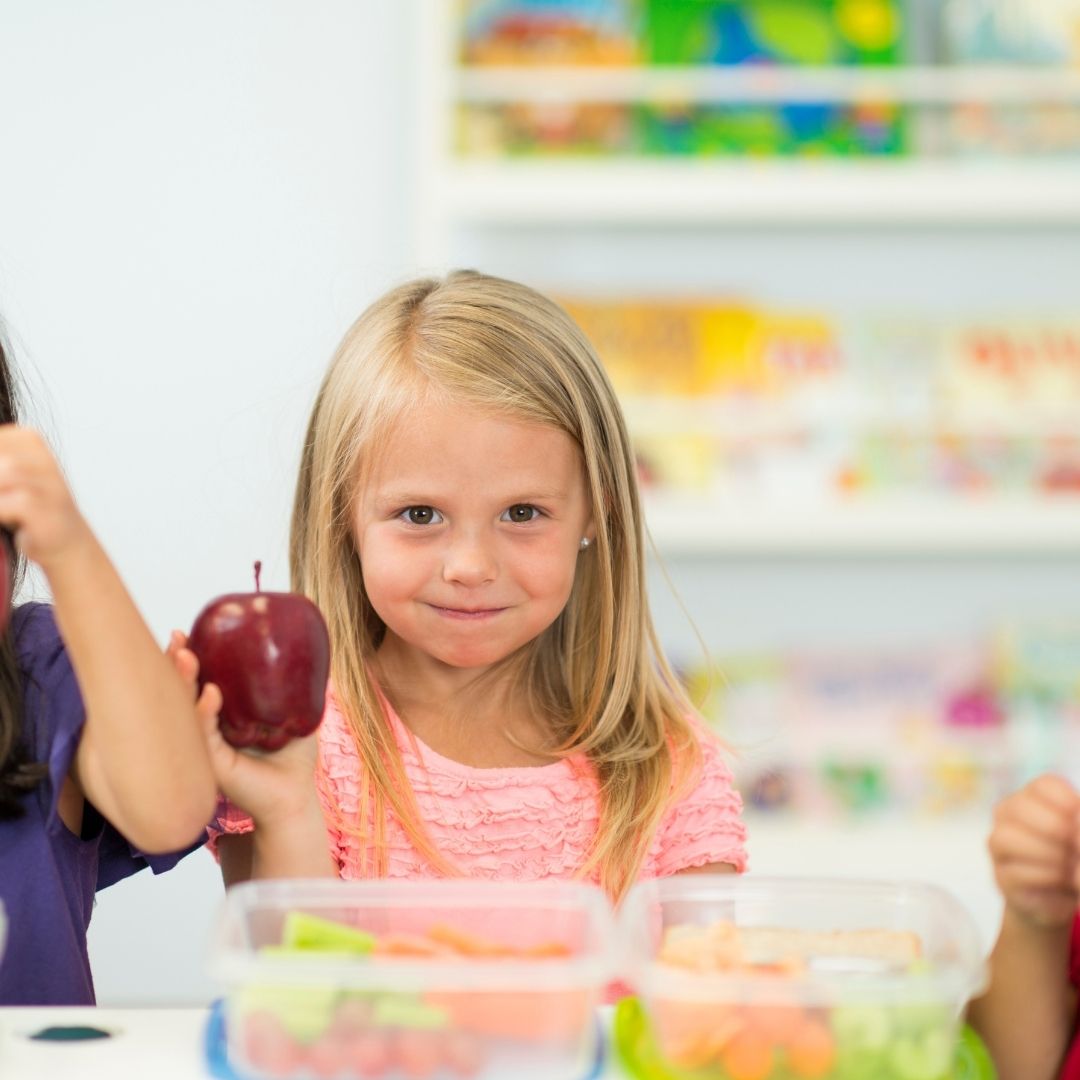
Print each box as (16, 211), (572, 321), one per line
(0, 426), (88, 571)
(988, 774), (1080, 928)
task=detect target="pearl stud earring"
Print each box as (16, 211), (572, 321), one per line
(580, 537), (591, 550)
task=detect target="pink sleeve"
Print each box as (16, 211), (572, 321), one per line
(647, 725), (748, 878)
(204, 795), (255, 860)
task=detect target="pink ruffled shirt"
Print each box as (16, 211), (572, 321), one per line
(208, 691), (747, 882)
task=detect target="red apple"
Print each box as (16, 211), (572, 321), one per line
(189, 561), (330, 751)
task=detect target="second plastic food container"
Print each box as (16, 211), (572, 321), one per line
(620, 875), (988, 1080)
(210, 878), (618, 1080)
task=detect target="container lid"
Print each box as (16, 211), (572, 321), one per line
(620, 875), (989, 1005)
(209, 878), (619, 991)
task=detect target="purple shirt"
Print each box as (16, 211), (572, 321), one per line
(0, 603), (200, 1005)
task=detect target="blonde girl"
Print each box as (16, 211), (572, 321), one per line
(203, 271), (746, 899)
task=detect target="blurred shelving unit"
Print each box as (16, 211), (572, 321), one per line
(437, 157), (1080, 226)
(642, 493), (1080, 555)
(445, 65), (1080, 225)
(413, 1), (1080, 938)
(413, 1), (1080, 559)
(416, 7), (1080, 255)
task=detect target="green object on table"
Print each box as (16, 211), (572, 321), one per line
(611, 997), (997, 1080)
(236, 984), (341, 1043)
(29, 1026), (113, 1041)
(952, 1026), (997, 1080)
(281, 910), (376, 954)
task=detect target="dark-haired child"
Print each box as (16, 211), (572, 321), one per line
(0, 336), (219, 1004)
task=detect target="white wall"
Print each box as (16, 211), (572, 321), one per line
(0, 0), (414, 1005)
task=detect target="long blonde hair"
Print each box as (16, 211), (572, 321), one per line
(291, 270), (701, 900)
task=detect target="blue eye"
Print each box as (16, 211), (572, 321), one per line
(402, 506), (442, 525)
(502, 504), (539, 523)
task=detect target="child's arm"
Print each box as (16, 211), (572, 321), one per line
(967, 774), (1080, 1080)
(199, 699), (335, 882)
(0, 426), (217, 853)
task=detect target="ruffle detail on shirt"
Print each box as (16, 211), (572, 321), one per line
(647, 799), (749, 876)
(315, 704), (368, 872)
(318, 696), (602, 880)
(370, 790), (601, 881)
(207, 795), (255, 836)
(645, 729), (748, 876)
(203, 795), (255, 860)
(316, 695), (747, 883)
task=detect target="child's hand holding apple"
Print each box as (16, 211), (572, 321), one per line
(181, 562), (331, 828)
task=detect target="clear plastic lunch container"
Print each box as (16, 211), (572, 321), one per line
(209, 878), (617, 1080)
(619, 875), (988, 1080)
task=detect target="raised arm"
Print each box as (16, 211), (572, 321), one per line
(967, 774), (1080, 1080)
(0, 426), (216, 852)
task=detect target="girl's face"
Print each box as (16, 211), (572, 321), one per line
(352, 398), (595, 680)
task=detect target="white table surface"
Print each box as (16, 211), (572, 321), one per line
(0, 1007), (622, 1079)
(0, 1009), (210, 1080)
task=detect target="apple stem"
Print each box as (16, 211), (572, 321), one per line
(254, 560), (262, 593)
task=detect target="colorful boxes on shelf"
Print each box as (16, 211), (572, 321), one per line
(941, 0), (1080, 64)
(680, 618), (1080, 819)
(457, 1), (909, 158)
(560, 297), (1080, 501)
(454, 2), (1080, 159)
(459, 0), (640, 65)
(685, 643), (1009, 818)
(637, 99), (906, 156)
(641, 0), (903, 65)
(458, 100), (907, 157)
(458, 0), (906, 66)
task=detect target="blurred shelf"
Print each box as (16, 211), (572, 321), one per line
(428, 42), (1080, 552)
(643, 493), (1080, 554)
(745, 812), (992, 873)
(441, 159), (1080, 225)
(458, 64), (1080, 104)
(620, 396), (1080, 438)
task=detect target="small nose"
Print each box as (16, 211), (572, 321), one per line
(442, 531), (497, 587)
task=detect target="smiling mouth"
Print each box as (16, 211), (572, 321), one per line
(429, 604), (506, 620)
